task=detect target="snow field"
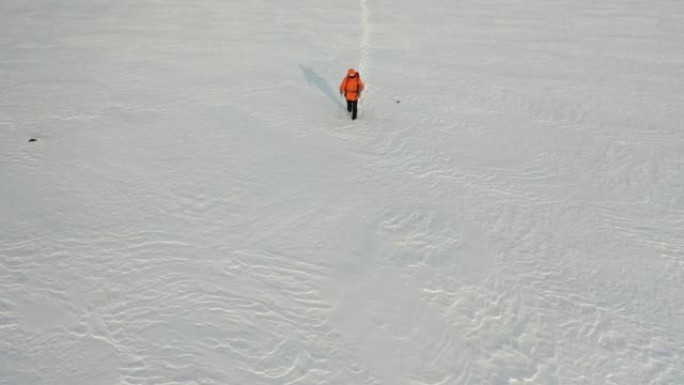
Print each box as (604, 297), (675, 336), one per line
(2, 0), (684, 384)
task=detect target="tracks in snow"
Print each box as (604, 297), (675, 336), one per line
(359, 0), (371, 77)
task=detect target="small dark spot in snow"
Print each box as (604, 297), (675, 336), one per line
(396, 100), (400, 104)
(29, 138), (37, 142)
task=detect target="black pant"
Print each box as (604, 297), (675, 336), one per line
(346, 100), (358, 120)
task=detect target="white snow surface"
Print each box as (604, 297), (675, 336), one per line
(2, 0), (684, 384)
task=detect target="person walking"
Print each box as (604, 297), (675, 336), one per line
(339, 68), (365, 120)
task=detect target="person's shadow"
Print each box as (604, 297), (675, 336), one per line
(300, 65), (343, 108)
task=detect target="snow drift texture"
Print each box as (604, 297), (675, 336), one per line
(1, 0), (683, 384)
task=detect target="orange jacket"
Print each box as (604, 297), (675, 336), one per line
(340, 70), (365, 101)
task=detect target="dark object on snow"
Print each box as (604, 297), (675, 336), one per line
(396, 100), (400, 104)
(28, 138), (37, 142)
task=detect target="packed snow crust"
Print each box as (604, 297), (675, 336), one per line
(2, 0), (683, 384)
